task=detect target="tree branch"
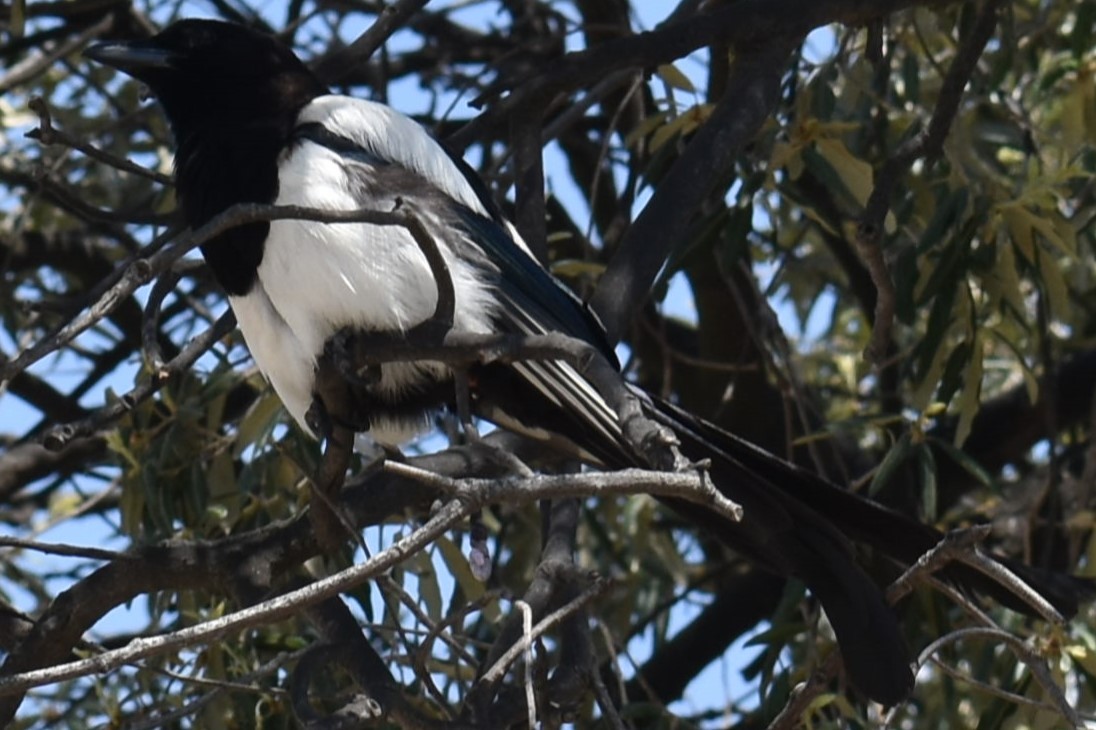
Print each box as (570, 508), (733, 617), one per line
(589, 39), (793, 342)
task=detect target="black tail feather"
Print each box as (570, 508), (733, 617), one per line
(648, 397), (1093, 620)
(645, 398), (914, 704)
(644, 396), (1092, 703)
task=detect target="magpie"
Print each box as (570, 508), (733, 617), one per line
(85, 19), (1089, 705)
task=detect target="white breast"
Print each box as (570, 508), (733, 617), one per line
(229, 112), (499, 440)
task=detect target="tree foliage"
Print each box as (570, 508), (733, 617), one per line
(1, 0), (1095, 727)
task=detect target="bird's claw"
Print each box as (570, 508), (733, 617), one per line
(325, 329), (382, 388)
(622, 413), (682, 471)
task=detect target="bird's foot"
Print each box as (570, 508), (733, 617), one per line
(622, 412), (683, 471)
(325, 328), (382, 389)
(306, 395), (374, 438)
(308, 342), (375, 438)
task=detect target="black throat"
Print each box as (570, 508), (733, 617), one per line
(174, 120), (292, 296)
(163, 70), (325, 297)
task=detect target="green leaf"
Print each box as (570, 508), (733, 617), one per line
(913, 280), (958, 382)
(936, 340), (972, 408)
(407, 550), (442, 622)
(914, 217), (974, 306)
(233, 389), (284, 458)
(901, 52), (920, 102)
(814, 138), (874, 208)
(623, 110), (669, 148)
(918, 443), (938, 521)
(803, 693), (859, 729)
(649, 104), (711, 152)
(549, 259), (606, 279)
(917, 188), (968, 257)
(1001, 204), (1036, 263)
(870, 431), (913, 497)
(656, 63), (695, 93)
(985, 326), (1039, 405)
(9, 0), (24, 37)
(986, 229), (1028, 318)
(1035, 245), (1071, 321)
(953, 335), (984, 447)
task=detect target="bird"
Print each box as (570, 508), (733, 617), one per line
(84, 19), (1089, 706)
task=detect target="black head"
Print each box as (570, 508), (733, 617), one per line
(86, 20), (329, 296)
(85, 19), (327, 141)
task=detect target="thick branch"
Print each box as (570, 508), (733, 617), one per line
(590, 40), (792, 343)
(450, 0), (960, 150)
(312, 0), (430, 85)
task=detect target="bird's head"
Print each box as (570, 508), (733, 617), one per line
(85, 19), (326, 140)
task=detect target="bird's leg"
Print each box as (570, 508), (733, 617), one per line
(307, 329), (378, 436)
(310, 418), (357, 553)
(452, 368), (481, 445)
(306, 346), (369, 551)
(617, 393), (688, 472)
(452, 368), (536, 477)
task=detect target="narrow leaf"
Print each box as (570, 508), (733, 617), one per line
(656, 63), (695, 93)
(870, 432), (914, 497)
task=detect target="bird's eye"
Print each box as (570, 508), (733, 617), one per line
(139, 85), (153, 102)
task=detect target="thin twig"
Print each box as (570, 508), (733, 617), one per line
(519, 600), (536, 729)
(590, 664), (629, 730)
(856, 0), (1004, 362)
(480, 579), (610, 686)
(397, 198), (455, 329)
(0, 498), (473, 697)
(26, 96), (175, 186)
(953, 550), (1066, 624)
(379, 573), (462, 715)
(452, 0), (937, 150)
(123, 649), (303, 730)
(885, 525), (992, 604)
(40, 311), (236, 451)
(140, 265), (182, 370)
(913, 627), (1084, 728)
(382, 462), (743, 523)
(0, 15), (113, 93)
(588, 40), (793, 344)
(0, 535), (127, 562)
(885, 524), (1066, 625)
(406, 583), (497, 711)
(923, 657), (1067, 714)
(765, 654), (842, 730)
(312, 0), (430, 85)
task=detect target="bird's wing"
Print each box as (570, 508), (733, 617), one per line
(294, 98), (629, 461)
(448, 207), (633, 465)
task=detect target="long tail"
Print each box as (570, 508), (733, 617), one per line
(647, 397), (1092, 618)
(642, 395), (1095, 703)
(643, 397), (915, 705)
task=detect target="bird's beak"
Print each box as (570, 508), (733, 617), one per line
(84, 40), (174, 72)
